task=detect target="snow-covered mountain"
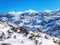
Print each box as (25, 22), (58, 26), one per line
(0, 20), (60, 45)
(0, 10), (60, 37)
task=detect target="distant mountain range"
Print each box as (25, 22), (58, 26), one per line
(0, 10), (60, 37)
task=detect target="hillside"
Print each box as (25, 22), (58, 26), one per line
(0, 20), (60, 45)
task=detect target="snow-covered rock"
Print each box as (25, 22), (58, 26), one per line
(0, 20), (60, 45)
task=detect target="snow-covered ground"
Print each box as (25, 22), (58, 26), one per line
(0, 20), (60, 45)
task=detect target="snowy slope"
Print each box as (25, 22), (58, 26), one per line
(0, 20), (60, 45)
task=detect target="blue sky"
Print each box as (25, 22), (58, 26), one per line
(0, 0), (60, 12)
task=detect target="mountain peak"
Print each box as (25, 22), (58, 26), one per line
(44, 10), (53, 13)
(56, 10), (60, 12)
(24, 9), (38, 13)
(8, 9), (38, 15)
(8, 11), (23, 15)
